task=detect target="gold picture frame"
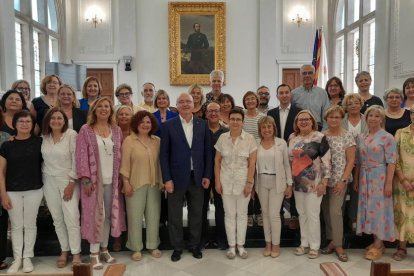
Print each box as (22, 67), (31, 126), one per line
(168, 2), (226, 85)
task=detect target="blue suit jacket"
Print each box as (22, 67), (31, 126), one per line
(160, 116), (212, 190)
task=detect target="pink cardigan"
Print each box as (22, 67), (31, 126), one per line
(76, 124), (126, 244)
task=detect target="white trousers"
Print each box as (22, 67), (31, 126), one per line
(222, 194), (250, 247)
(7, 188), (43, 259)
(90, 184), (112, 253)
(294, 191), (323, 250)
(43, 175), (81, 254)
(257, 174), (285, 245)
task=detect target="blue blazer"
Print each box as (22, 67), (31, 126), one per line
(160, 116), (212, 190)
(153, 110), (178, 137)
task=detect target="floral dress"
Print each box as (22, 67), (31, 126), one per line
(394, 126), (414, 242)
(356, 129), (397, 241)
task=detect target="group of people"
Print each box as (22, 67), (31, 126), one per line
(0, 65), (413, 274)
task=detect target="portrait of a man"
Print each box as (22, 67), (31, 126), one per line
(181, 15), (214, 74)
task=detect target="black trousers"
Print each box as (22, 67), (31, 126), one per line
(0, 208), (8, 262)
(167, 177), (204, 251)
(212, 185), (226, 243)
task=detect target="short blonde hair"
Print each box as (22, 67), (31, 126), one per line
(154, 89), (170, 108)
(258, 116), (278, 139)
(115, 105), (133, 125)
(383, 88), (404, 101)
(57, 84), (80, 108)
(324, 105), (345, 121)
(342, 93), (364, 113)
(11, 79), (30, 90)
(355, 71), (371, 83)
(82, 76), (103, 99)
(293, 110), (318, 135)
(87, 97), (115, 126)
(364, 105), (385, 128)
(40, 75), (63, 95)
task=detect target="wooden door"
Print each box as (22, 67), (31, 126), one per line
(87, 69), (114, 101)
(282, 68), (301, 90)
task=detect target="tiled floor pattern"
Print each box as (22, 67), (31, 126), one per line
(1, 248), (414, 276)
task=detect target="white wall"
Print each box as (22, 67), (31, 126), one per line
(65, 0), (327, 107)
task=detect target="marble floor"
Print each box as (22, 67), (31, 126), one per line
(1, 248), (414, 276)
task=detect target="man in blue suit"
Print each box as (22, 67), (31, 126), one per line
(160, 93), (212, 262)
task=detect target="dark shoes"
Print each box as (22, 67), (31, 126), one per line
(0, 261), (8, 270)
(189, 248), (203, 259)
(171, 250), (182, 262)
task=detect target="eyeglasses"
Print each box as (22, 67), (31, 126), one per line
(206, 109), (220, 113)
(16, 120), (32, 124)
(229, 118), (243, 122)
(302, 71), (314, 76)
(298, 118), (311, 122)
(118, 92), (131, 97)
(17, 87), (30, 91)
(258, 92), (270, 96)
(387, 96), (401, 100)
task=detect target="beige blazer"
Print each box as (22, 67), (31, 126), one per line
(255, 137), (293, 193)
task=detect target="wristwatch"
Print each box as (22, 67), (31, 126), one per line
(340, 178), (347, 183)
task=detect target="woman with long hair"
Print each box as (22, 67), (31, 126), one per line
(41, 107), (81, 268)
(76, 97), (126, 270)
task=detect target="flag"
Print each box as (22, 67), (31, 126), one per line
(312, 28), (329, 87)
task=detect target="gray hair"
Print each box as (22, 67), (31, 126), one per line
(209, 70), (224, 81)
(383, 88), (404, 101)
(300, 64), (315, 75)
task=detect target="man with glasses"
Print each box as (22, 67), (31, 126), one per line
(114, 83), (143, 113)
(292, 64), (330, 130)
(257, 86), (273, 113)
(201, 101), (229, 250)
(138, 82), (156, 112)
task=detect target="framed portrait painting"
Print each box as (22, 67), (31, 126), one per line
(168, 2), (226, 85)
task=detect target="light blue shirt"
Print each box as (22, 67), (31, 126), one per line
(291, 85), (330, 129)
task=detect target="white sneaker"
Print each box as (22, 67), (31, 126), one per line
(22, 258), (34, 273)
(7, 258), (21, 274)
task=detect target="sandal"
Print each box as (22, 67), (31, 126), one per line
(90, 254), (103, 270)
(131, 251), (142, 261)
(364, 246), (384, 261)
(237, 246), (248, 259)
(320, 246), (335, 255)
(335, 251), (348, 262)
(72, 254), (82, 266)
(149, 249), (162, 258)
(100, 250), (116, 263)
(270, 247), (280, 258)
(56, 252), (69, 268)
(0, 261), (8, 270)
(294, 246), (310, 256)
(226, 247), (236, 259)
(392, 247), (407, 261)
(263, 246), (271, 257)
(308, 249), (319, 259)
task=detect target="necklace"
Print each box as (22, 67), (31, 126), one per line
(100, 135), (113, 156)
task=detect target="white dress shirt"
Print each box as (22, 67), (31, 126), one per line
(180, 114), (194, 170)
(279, 104), (291, 139)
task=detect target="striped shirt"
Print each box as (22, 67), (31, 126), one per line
(243, 110), (265, 140)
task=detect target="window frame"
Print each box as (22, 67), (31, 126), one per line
(334, 0), (376, 93)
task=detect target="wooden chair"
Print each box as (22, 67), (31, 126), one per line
(370, 262), (414, 276)
(103, 263), (126, 276)
(320, 262), (348, 276)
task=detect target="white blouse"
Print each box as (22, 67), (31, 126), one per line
(257, 144), (276, 174)
(96, 133), (114, 185)
(41, 128), (78, 180)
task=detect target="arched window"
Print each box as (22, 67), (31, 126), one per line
(334, 0), (375, 93)
(14, 0), (61, 97)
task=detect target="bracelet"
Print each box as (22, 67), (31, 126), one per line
(81, 178), (91, 186)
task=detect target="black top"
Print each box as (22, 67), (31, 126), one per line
(0, 136), (43, 191)
(72, 108), (87, 133)
(210, 125), (229, 183)
(385, 109), (411, 136)
(360, 95), (383, 115)
(32, 96), (51, 130)
(0, 123), (16, 136)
